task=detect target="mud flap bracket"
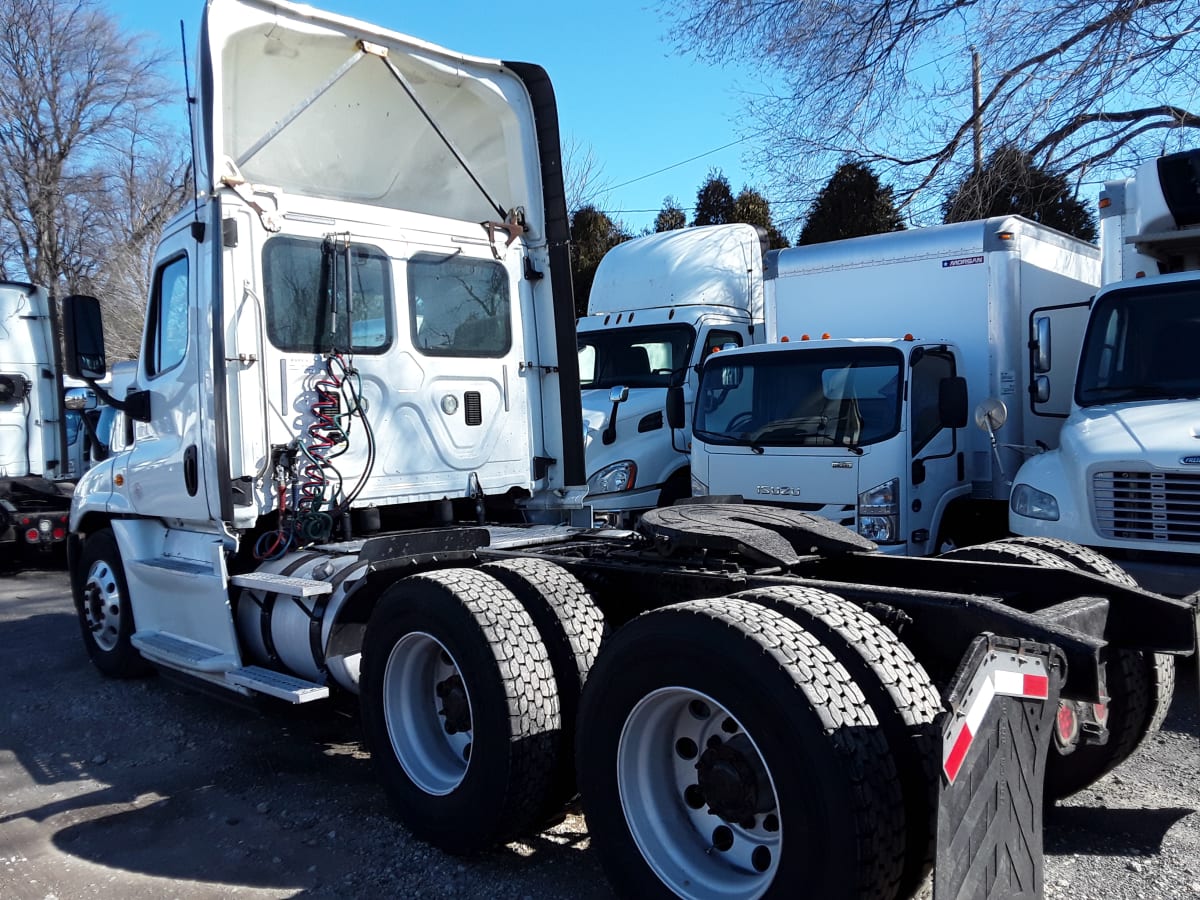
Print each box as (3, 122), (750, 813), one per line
(934, 634), (1066, 900)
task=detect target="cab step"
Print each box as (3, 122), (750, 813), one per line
(131, 631), (237, 672)
(230, 571), (333, 597)
(226, 665), (330, 703)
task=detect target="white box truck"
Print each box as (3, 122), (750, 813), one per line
(57, 3), (1195, 897)
(577, 224), (765, 525)
(688, 218), (1101, 554)
(1010, 149), (1200, 595)
(0, 281), (73, 562)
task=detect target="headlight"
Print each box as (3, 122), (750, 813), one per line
(690, 473), (708, 497)
(1011, 483), (1060, 521)
(858, 478), (899, 544)
(587, 460), (637, 495)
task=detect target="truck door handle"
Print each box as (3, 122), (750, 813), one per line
(184, 445), (198, 496)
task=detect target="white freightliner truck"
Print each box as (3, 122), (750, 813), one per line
(1011, 150), (1200, 596)
(61, 3), (1195, 899)
(577, 224), (765, 525)
(688, 218), (1100, 554)
(0, 282), (73, 562)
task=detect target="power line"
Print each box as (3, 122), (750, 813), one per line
(604, 130), (770, 193)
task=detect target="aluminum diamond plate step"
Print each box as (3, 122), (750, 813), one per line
(226, 666), (329, 703)
(131, 631), (237, 673)
(230, 571), (333, 597)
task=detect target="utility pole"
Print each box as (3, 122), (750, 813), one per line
(971, 46), (983, 176)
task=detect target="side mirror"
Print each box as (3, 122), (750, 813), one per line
(63, 388), (97, 411)
(62, 294), (107, 380)
(974, 398), (1008, 433)
(938, 376), (969, 429)
(720, 365), (743, 389)
(666, 385), (686, 430)
(1033, 316), (1052, 374)
(608, 385), (630, 405)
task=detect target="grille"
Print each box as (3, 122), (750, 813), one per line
(1093, 469), (1200, 544)
(464, 391), (482, 426)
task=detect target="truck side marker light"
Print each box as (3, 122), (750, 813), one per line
(821, 332), (831, 340)
(942, 659), (1050, 784)
(903, 333), (914, 341)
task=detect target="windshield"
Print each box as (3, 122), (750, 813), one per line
(578, 324), (695, 390)
(1076, 283), (1200, 406)
(695, 346), (904, 448)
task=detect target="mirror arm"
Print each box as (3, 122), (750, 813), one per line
(84, 379), (152, 423)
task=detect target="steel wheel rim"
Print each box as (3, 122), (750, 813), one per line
(618, 687), (782, 899)
(382, 631), (473, 795)
(82, 559), (123, 652)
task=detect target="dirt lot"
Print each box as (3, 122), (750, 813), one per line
(1, 567), (1197, 899)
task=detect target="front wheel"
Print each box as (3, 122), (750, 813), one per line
(359, 568), (560, 853)
(577, 597), (905, 900)
(72, 528), (150, 678)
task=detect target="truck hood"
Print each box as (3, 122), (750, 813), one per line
(199, 0), (546, 232)
(581, 388), (671, 470)
(1064, 400), (1200, 467)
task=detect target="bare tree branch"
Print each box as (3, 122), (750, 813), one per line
(664, 0), (1199, 224)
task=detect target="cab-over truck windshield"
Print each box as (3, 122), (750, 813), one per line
(695, 346), (904, 448)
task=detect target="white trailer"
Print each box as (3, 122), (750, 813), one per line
(1011, 149), (1200, 595)
(692, 217), (1100, 554)
(0, 282), (72, 560)
(577, 224), (765, 525)
(58, 3), (1194, 898)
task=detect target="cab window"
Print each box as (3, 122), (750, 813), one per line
(145, 254), (189, 378)
(408, 254), (511, 358)
(910, 349), (955, 453)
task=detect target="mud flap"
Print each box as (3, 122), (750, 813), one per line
(934, 634), (1066, 900)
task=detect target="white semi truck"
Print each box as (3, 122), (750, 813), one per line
(688, 218), (1100, 554)
(0, 282), (73, 562)
(577, 224), (765, 525)
(1010, 150), (1200, 596)
(61, 3), (1194, 899)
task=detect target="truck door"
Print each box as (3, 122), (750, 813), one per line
(1028, 302), (1091, 448)
(908, 347), (962, 551)
(124, 227), (214, 524)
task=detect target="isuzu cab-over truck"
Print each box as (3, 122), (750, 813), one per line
(690, 218), (1100, 555)
(63, 3), (1195, 899)
(1011, 150), (1200, 595)
(0, 282), (72, 563)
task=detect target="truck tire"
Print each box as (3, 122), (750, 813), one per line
(576, 597), (905, 900)
(941, 540), (1169, 800)
(993, 536), (1177, 795)
(72, 528), (151, 678)
(993, 535), (1136, 586)
(481, 557), (608, 816)
(359, 568), (560, 853)
(732, 584), (940, 898)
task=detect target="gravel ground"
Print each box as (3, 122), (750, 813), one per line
(1, 567), (1196, 899)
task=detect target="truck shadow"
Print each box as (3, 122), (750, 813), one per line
(1045, 806), (1194, 856)
(0, 611), (606, 896)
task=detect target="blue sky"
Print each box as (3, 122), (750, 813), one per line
(105, 0), (779, 234)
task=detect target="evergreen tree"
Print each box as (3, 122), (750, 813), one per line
(799, 162), (905, 245)
(692, 169), (736, 226)
(570, 205), (630, 316)
(942, 146), (1097, 241)
(654, 196), (688, 232)
(733, 187), (790, 249)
